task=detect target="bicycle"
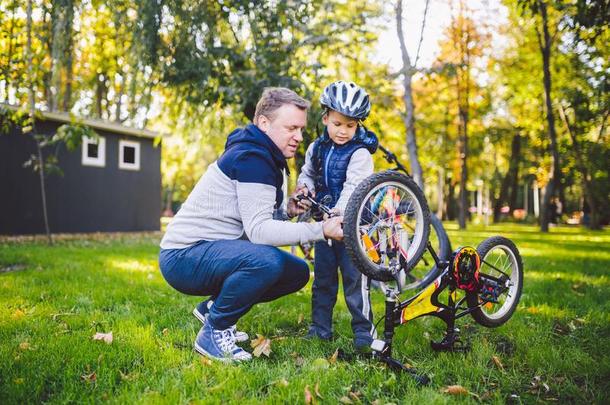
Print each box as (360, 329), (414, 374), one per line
(338, 167), (523, 384)
(375, 144), (451, 291)
(296, 143), (451, 292)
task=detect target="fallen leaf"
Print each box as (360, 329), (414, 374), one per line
(92, 332), (113, 344)
(250, 334), (272, 357)
(339, 396), (354, 404)
(314, 382), (323, 399)
(442, 385), (470, 396)
(329, 348), (339, 365)
(304, 385), (314, 404)
(200, 357), (213, 366)
(573, 318), (586, 326)
(311, 358), (330, 370)
(81, 372), (97, 383)
(480, 391), (494, 400)
(491, 355), (504, 371)
(348, 391), (361, 401)
(162, 328), (169, 335)
(298, 313), (304, 324)
(19, 342), (30, 350)
(294, 356), (305, 367)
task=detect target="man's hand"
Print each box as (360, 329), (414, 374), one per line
(287, 185), (314, 218)
(323, 216), (343, 241)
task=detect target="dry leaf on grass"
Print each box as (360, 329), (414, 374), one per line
(491, 355), (504, 371)
(339, 396), (353, 404)
(329, 348), (339, 364)
(81, 372), (97, 383)
(304, 385), (314, 404)
(442, 385), (470, 396)
(250, 334), (272, 357)
(314, 382), (323, 399)
(92, 332), (113, 344)
(297, 313), (304, 324)
(19, 342), (31, 350)
(200, 357), (213, 366)
(348, 391), (361, 402)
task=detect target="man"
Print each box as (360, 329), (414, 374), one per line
(158, 87), (344, 362)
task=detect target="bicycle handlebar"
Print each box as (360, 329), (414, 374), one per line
(378, 144), (409, 176)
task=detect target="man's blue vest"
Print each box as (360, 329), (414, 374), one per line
(312, 127), (378, 208)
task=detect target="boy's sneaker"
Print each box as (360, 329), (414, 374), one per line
(194, 322), (252, 362)
(193, 299), (249, 343)
(304, 328), (332, 341)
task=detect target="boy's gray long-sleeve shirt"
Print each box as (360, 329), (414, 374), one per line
(297, 142), (374, 214)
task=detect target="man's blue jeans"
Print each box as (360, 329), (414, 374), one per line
(159, 239), (309, 330)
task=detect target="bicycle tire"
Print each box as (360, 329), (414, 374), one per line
(344, 171), (431, 282)
(466, 236), (523, 327)
(399, 214), (451, 290)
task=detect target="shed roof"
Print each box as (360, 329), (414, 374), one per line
(1, 103), (159, 139)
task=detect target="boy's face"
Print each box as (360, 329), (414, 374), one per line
(323, 110), (358, 145)
(257, 104), (307, 158)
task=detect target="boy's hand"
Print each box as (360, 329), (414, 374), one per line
(287, 185), (314, 218)
(323, 216), (343, 241)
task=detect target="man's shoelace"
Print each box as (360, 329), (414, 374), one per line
(213, 328), (238, 353)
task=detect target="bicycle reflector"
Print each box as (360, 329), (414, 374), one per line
(451, 246), (480, 292)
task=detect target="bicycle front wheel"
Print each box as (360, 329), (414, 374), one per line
(344, 171), (431, 282)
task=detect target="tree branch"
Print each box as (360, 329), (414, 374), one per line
(414, 0), (430, 69)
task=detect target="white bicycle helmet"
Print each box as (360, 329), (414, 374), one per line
(320, 81), (371, 120)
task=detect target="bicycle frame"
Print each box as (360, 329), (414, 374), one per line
(369, 244), (514, 384)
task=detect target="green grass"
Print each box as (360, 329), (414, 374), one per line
(1, 224), (609, 404)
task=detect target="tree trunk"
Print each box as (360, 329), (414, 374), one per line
(537, 0), (561, 232)
(26, 0), (52, 244)
(457, 108), (468, 229)
(447, 180), (457, 221)
(508, 135), (521, 213)
(396, 0), (425, 189)
(437, 168), (444, 219)
(62, 2), (75, 111)
(558, 105), (601, 230)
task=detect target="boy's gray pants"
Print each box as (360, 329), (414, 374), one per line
(309, 240), (375, 347)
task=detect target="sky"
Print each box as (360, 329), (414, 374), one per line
(373, 0), (508, 71)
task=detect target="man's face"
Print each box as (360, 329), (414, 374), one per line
(257, 104), (307, 158)
(322, 110), (358, 145)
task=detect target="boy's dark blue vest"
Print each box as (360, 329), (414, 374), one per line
(312, 127), (378, 208)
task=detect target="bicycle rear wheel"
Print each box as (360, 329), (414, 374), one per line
(344, 171), (430, 282)
(466, 236), (523, 327)
(397, 214), (451, 291)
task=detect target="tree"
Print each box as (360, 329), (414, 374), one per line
(395, 0), (429, 188)
(518, 0), (562, 232)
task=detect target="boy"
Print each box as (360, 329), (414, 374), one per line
(297, 81), (378, 350)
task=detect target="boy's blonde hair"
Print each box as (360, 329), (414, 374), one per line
(254, 87), (310, 124)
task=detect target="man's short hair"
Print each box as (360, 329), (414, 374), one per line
(253, 87), (311, 124)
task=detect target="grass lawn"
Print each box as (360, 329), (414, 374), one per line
(1, 224), (609, 404)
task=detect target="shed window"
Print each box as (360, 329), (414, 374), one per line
(119, 140), (140, 171)
(81, 136), (106, 167)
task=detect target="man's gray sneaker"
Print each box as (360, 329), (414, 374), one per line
(194, 322), (252, 362)
(193, 299), (249, 343)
